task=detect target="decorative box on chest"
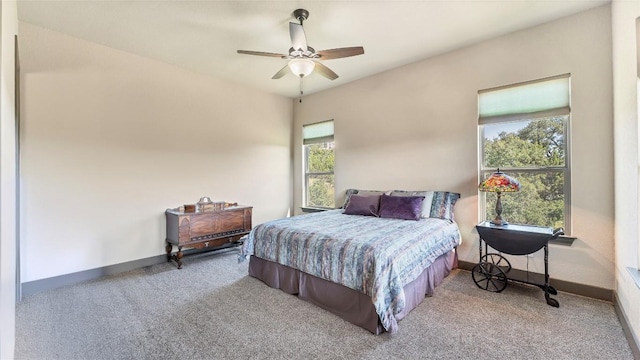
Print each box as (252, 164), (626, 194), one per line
(165, 202), (252, 269)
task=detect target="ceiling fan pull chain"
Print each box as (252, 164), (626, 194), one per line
(299, 76), (304, 103)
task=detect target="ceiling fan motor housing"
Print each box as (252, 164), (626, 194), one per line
(293, 9), (309, 23)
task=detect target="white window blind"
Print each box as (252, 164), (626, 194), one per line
(479, 74), (570, 124)
(303, 120), (334, 145)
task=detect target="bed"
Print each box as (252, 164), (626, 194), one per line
(240, 190), (461, 334)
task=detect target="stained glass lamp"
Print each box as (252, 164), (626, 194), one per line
(479, 169), (520, 226)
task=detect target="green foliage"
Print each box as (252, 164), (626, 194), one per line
(307, 175), (335, 208)
(307, 143), (334, 172)
(483, 116), (566, 228)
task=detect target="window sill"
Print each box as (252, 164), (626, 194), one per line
(301, 207), (333, 213)
(549, 235), (576, 246)
(628, 267), (640, 290)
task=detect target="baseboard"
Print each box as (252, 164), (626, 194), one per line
(457, 260), (614, 302)
(21, 256), (617, 303)
(20, 246), (240, 297)
(21, 254), (167, 297)
(614, 292), (640, 360)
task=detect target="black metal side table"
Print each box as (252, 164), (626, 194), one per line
(472, 221), (564, 307)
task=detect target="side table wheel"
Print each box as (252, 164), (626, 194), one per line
(480, 253), (512, 273)
(472, 261), (508, 293)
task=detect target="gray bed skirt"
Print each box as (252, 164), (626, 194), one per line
(248, 250), (458, 334)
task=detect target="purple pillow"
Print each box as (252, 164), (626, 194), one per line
(343, 194), (381, 216)
(378, 194), (425, 220)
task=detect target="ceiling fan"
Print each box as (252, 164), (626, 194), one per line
(237, 8), (365, 81)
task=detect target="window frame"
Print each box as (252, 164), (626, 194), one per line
(478, 75), (572, 234)
(302, 120), (335, 209)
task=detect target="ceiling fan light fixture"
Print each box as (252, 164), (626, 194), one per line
(288, 58), (315, 77)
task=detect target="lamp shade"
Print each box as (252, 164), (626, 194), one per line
(288, 59), (315, 77)
(479, 170), (520, 193)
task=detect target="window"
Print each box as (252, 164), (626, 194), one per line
(303, 120), (335, 208)
(479, 74), (571, 231)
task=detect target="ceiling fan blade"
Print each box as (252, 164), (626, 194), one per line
(237, 50), (288, 58)
(316, 47), (364, 60)
(313, 62), (339, 80)
(289, 22), (307, 52)
(272, 65), (290, 79)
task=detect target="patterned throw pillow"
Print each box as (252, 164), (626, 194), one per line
(429, 191), (461, 221)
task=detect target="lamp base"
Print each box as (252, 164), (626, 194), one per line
(491, 192), (508, 226)
(490, 219), (508, 226)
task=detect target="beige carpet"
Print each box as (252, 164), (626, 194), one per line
(15, 250), (634, 359)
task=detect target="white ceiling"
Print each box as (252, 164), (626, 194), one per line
(17, 0), (609, 99)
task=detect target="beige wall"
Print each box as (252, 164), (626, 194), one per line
(293, 5), (614, 289)
(18, 23), (293, 282)
(613, 0), (640, 349)
(0, 1), (18, 358)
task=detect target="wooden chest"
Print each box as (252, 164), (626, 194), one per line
(165, 205), (252, 268)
